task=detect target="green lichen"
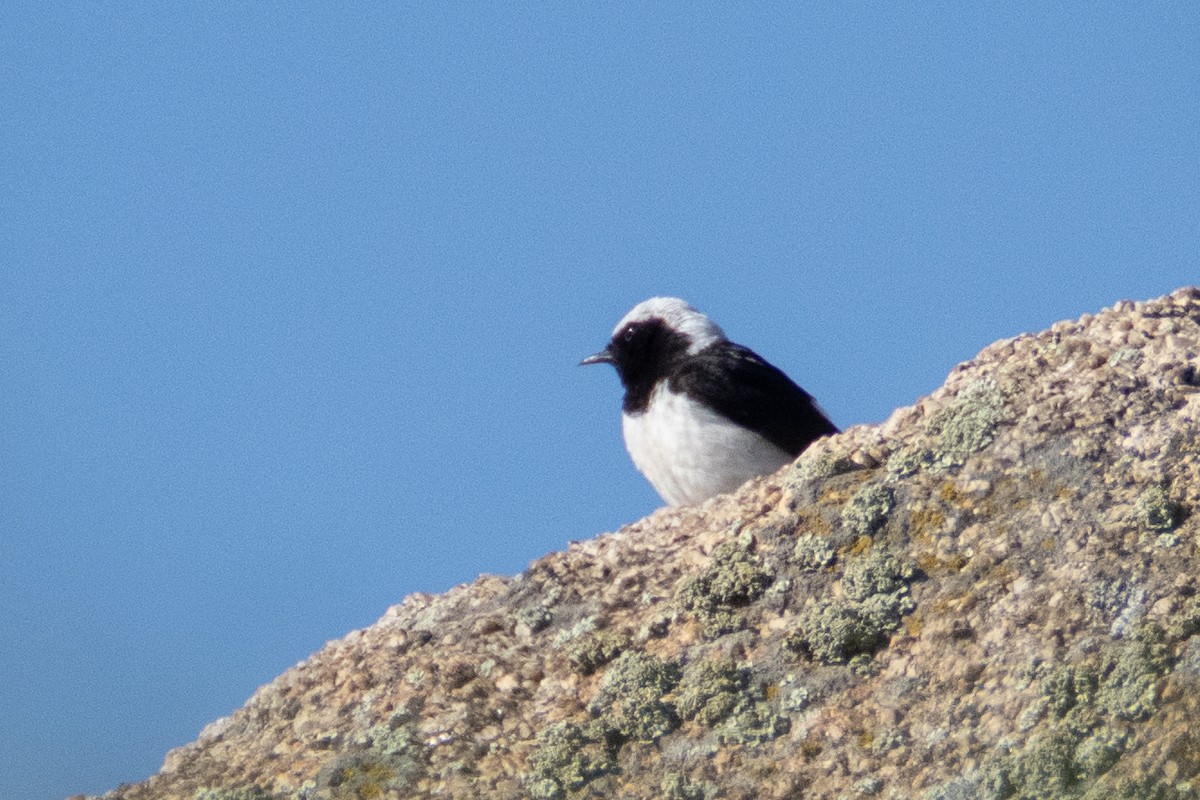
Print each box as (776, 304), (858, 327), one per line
(308, 709), (426, 799)
(787, 602), (890, 664)
(1072, 729), (1127, 780)
(792, 451), (856, 482)
(660, 773), (711, 800)
(854, 776), (884, 795)
(1136, 485), (1182, 532)
(517, 604), (554, 634)
(566, 629), (629, 675)
(871, 727), (907, 755)
(589, 651), (681, 742)
(1000, 729), (1080, 798)
(1166, 596), (1200, 642)
(787, 549), (917, 664)
(676, 536), (774, 637)
(842, 482), (894, 536)
(713, 697), (790, 745)
(887, 444), (936, 477)
(526, 721), (615, 799)
(357, 713), (416, 754)
(927, 377), (1010, 467)
(1034, 625), (1171, 724)
(675, 659), (744, 726)
(1082, 775), (1185, 800)
(193, 789), (272, 800)
(1093, 625), (1170, 722)
(1108, 348), (1143, 368)
(313, 753), (405, 800)
(977, 625), (1177, 799)
(843, 549), (915, 601)
(793, 533), (836, 571)
(1038, 662), (1097, 719)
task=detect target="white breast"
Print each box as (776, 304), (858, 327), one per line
(621, 385), (794, 506)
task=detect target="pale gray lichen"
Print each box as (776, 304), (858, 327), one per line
(516, 584), (564, 635)
(676, 536), (774, 637)
(352, 712), (424, 777)
(887, 444), (936, 478)
(792, 450), (856, 482)
(927, 377), (1010, 467)
(786, 549), (917, 664)
(792, 534), (836, 571)
(844, 549), (915, 602)
(842, 483), (894, 537)
(871, 727), (907, 755)
(920, 778), (984, 800)
(589, 651), (681, 742)
(1136, 485), (1182, 533)
(713, 696), (791, 746)
(660, 773), (711, 800)
(778, 673), (811, 713)
(516, 605), (554, 634)
(552, 615), (597, 646)
(565, 629), (629, 675)
(526, 721), (615, 799)
(855, 776), (884, 795)
(312, 753), (409, 800)
(193, 789), (272, 800)
(1086, 575), (1134, 623)
(1108, 348), (1143, 368)
(675, 659), (744, 727)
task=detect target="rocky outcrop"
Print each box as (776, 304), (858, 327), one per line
(93, 288), (1200, 800)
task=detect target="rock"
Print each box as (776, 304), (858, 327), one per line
(97, 288), (1200, 800)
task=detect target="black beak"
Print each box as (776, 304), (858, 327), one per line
(580, 346), (615, 366)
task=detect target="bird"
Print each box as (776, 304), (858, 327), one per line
(581, 297), (838, 506)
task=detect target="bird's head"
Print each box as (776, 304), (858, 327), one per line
(580, 297), (726, 389)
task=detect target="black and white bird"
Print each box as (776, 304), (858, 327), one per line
(582, 297), (838, 506)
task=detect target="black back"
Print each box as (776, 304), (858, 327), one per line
(668, 342), (839, 456)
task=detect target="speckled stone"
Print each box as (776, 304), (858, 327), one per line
(87, 288), (1200, 800)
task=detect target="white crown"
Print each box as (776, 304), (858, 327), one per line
(614, 297), (727, 354)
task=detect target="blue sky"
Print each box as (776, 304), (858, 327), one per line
(2, 4), (1197, 797)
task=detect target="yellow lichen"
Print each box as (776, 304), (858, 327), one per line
(909, 506), (947, 540)
(846, 535), (874, 557)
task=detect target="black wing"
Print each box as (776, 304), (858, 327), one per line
(669, 343), (838, 456)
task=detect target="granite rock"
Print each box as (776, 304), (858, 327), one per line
(86, 288), (1200, 800)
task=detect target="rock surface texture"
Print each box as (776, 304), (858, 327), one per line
(93, 288), (1200, 800)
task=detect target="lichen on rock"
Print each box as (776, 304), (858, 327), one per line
(786, 547), (918, 664)
(588, 651), (682, 743)
(92, 287), (1200, 800)
(1136, 484), (1183, 533)
(927, 376), (1012, 468)
(676, 534), (775, 637)
(842, 482), (894, 536)
(525, 721), (615, 799)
